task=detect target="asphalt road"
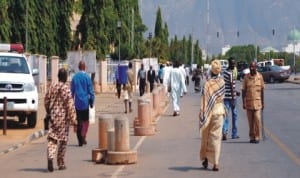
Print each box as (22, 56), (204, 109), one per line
(0, 78), (300, 178)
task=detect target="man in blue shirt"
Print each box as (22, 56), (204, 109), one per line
(71, 60), (95, 146)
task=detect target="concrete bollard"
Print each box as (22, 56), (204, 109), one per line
(114, 116), (130, 152)
(107, 116), (137, 165)
(91, 114), (112, 163)
(98, 114), (112, 149)
(107, 129), (115, 151)
(152, 89), (159, 118)
(158, 86), (167, 114)
(138, 102), (151, 127)
(134, 100), (155, 136)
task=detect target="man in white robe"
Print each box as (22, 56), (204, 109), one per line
(163, 62), (172, 95)
(168, 61), (187, 116)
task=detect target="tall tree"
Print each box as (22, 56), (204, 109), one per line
(152, 7), (169, 62)
(0, 0), (11, 42)
(56, 0), (74, 59)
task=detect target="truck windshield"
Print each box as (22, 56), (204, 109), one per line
(0, 56), (30, 74)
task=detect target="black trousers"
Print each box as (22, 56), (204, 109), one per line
(139, 79), (146, 96)
(76, 109), (89, 146)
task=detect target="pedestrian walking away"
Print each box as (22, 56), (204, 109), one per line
(163, 62), (172, 95)
(137, 63), (146, 96)
(115, 64), (122, 99)
(222, 57), (240, 140)
(192, 64), (202, 93)
(123, 62), (134, 113)
(185, 65), (190, 86)
(44, 68), (77, 172)
(179, 63), (187, 97)
(242, 61), (265, 144)
(158, 64), (164, 84)
(147, 65), (156, 92)
(71, 60), (95, 147)
(199, 59), (225, 171)
(167, 60), (187, 116)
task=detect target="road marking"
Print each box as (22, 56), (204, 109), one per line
(265, 127), (300, 167)
(110, 100), (169, 178)
(111, 165), (125, 178)
(133, 136), (146, 150)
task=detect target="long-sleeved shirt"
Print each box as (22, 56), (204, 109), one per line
(223, 69), (236, 100)
(71, 71), (95, 110)
(44, 82), (77, 141)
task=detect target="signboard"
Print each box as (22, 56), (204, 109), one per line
(67, 50), (96, 73)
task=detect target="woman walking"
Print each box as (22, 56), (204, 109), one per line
(199, 60), (225, 171)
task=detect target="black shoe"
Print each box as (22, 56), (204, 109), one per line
(173, 111), (177, 116)
(202, 158), (208, 169)
(222, 134), (227, 141)
(250, 139), (255, 143)
(48, 159), (54, 172)
(79, 143), (83, 147)
(254, 140), (260, 144)
(58, 165), (66, 170)
(232, 135), (240, 139)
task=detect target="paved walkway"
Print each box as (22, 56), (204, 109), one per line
(1, 74), (300, 155)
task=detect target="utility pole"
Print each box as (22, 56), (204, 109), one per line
(25, 0), (28, 52)
(117, 21), (122, 62)
(131, 8), (134, 49)
(206, 0), (210, 60)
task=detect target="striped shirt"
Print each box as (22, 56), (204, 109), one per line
(223, 69), (236, 99)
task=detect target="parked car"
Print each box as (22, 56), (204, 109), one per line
(237, 61), (249, 81)
(257, 65), (290, 83)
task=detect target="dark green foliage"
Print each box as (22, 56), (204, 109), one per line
(0, 0), (11, 42)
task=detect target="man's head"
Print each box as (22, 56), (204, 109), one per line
(141, 63), (144, 69)
(78, 60), (86, 71)
(128, 62), (132, 69)
(249, 61), (257, 75)
(173, 60), (180, 68)
(228, 57), (235, 70)
(58, 68), (68, 83)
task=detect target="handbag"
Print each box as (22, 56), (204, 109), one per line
(44, 89), (60, 130)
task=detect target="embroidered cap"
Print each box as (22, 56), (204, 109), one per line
(211, 60), (222, 75)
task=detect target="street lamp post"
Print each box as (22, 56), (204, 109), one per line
(148, 32), (152, 58)
(117, 21), (121, 63)
(78, 33), (82, 61)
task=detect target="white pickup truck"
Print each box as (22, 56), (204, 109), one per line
(0, 45), (38, 128)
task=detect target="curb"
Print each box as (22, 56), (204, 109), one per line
(0, 129), (47, 156)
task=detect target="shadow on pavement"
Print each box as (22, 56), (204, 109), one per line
(169, 166), (203, 172)
(19, 168), (48, 173)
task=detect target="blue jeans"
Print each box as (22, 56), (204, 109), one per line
(222, 99), (238, 138)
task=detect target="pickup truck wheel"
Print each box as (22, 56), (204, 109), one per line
(27, 112), (37, 128)
(18, 114), (26, 123)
